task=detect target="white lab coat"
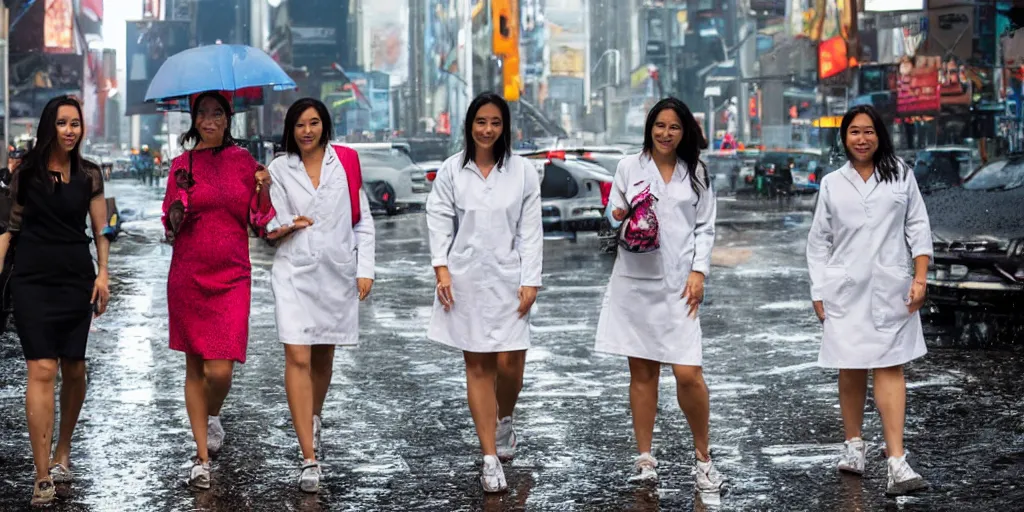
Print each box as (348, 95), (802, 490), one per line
(806, 161), (933, 369)
(426, 152), (543, 353)
(594, 153), (717, 366)
(267, 149), (375, 345)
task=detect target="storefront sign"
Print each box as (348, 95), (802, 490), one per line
(897, 56), (940, 113)
(864, 0), (924, 12)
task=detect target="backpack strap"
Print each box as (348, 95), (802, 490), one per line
(333, 144), (363, 226)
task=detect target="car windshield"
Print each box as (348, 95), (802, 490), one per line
(913, 151), (966, 191)
(358, 148), (417, 169)
(963, 158), (1024, 191)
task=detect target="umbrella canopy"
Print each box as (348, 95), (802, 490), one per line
(144, 44), (296, 104)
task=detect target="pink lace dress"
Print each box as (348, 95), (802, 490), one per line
(162, 146), (274, 363)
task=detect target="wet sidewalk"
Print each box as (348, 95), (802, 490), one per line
(0, 182), (1021, 511)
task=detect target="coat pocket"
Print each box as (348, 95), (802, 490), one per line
(821, 266), (852, 319)
(614, 249), (665, 279)
(871, 265), (912, 331)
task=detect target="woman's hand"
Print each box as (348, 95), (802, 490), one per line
(681, 271), (705, 319)
(435, 266), (454, 311)
(812, 300), (825, 323)
(612, 207), (628, 222)
(91, 268), (110, 317)
(517, 286), (538, 318)
(357, 278), (374, 301)
(907, 279), (927, 313)
(255, 165), (271, 192)
(266, 216), (314, 241)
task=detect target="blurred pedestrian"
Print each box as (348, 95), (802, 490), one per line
(0, 96), (110, 507)
(426, 92), (543, 493)
(0, 148), (26, 332)
(162, 91), (275, 490)
(806, 104), (932, 496)
(265, 98), (376, 493)
(594, 97), (726, 493)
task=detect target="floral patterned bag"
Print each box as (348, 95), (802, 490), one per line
(618, 184), (660, 253)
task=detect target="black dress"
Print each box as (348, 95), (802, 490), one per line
(8, 165), (103, 360)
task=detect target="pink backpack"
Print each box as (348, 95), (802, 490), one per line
(618, 184), (660, 253)
(332, 144), (363, 226)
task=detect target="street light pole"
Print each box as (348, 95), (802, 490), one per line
(0, 5), (8, 165)
(1, 4), (9, 167)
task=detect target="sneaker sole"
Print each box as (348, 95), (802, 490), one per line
(189, 479), (211, 490)
(886, 477), (928, 496)
(300, 479), (320, 494)
(838, 465), (864, 476)
(480, 474), (508, 494)
(629, 475), (658, 484)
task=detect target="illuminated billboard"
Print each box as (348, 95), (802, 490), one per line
(44, 0), (75, 54)
(864, 0), (924, 12)
(125, 20), (191, 115)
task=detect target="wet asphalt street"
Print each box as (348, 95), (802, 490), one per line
(1, 180), (1022, 511)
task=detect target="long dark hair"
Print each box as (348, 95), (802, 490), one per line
(641, 97), (709, 197)
(462, 92), (512, 168)
(282, 98), (334, 155)
(179, 91), (235, 152)
(16, 95), (96, 201)
(840, 105), (903, 182)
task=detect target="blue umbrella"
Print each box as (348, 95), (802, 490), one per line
(144, 44), (296, 104)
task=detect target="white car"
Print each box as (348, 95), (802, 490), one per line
(337, 143), (430, 215)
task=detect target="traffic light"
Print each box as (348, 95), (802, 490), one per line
(492, 0), (521, 101)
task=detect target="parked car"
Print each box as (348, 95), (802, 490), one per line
(923, 155), (1024, 318)
(519, 149), (613, 238)
(705, 150), (751, 195)
(340, 143), (430, 215)
(911, 146), (979, 193)
(752, 150), (826, 199)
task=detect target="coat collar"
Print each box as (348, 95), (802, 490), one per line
(461, 153), (506, 178)
(839, 160), (880, 198)
(638, 152), (686, 184)
(286, 147), (339, 194)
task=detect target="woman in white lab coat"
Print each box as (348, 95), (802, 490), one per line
(594, 98), (726, 492)
(266, 98), (375, 493)
(426, 92), (543, 493)
(806, 105), (930, 496)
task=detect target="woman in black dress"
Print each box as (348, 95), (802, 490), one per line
(0, 96), (111, 507)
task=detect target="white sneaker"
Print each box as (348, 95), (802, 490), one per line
(313, 415), (323, 455)
(886, 453), (928, 496)
(838, 437), (867, 475)
(189, 459), (211, 490)
(207, 416), (225, 455)
(480, 455), (508, 493)
(628, 452), (658, 483)
(299, 460), (321, 494)
(496, 416), (517, 462)
(695, 456), (727, 493)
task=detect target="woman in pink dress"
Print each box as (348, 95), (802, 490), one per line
(161, 91), (274, 489)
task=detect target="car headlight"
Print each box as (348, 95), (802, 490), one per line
(1008, 238), (1024, 258)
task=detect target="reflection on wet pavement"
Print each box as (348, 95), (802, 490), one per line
(0, 182), (1021, 511)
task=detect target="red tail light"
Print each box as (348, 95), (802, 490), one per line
(582, 151), (593, 159)
(808, 173), (816, 183)
(546, 150), (566, 161)
(599, 181), (612, 207)
(426, 170), (437, 182)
